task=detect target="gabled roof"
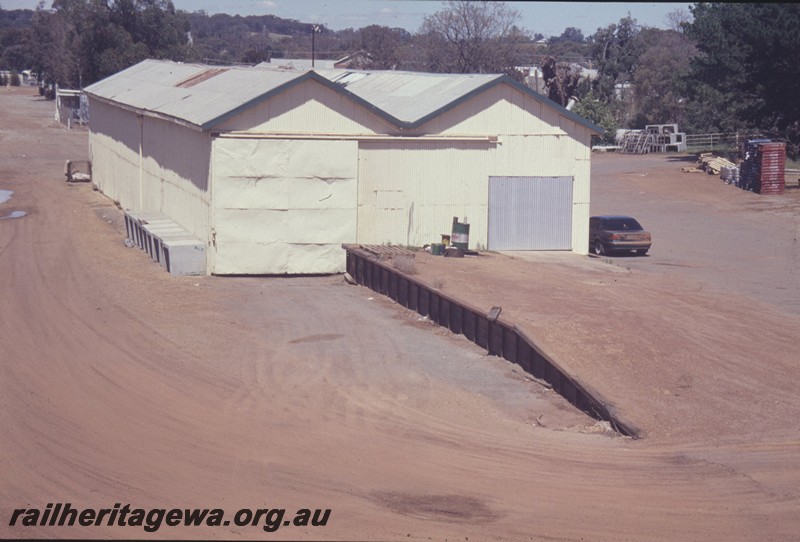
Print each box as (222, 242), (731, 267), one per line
(84, 59), (602, 134)
(83, 61), (300, 129)
(318, 69), (502, 126)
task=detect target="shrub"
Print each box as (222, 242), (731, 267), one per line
(391, 254), (418, 275)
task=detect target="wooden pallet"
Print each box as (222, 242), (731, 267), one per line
(358, 244), (417, 260)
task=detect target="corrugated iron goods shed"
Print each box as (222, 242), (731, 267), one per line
(85, 59), (601, 275)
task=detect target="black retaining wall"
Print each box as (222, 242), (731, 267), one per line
(344, 245), (639, 438)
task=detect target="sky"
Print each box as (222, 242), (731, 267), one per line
(1, 1), (693, 37)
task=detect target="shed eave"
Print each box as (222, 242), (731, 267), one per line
(85, 92), (205, 132)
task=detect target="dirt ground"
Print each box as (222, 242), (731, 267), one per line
(2, 85), (800, 541)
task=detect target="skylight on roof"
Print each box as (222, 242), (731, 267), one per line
(175, 68), (228, 88)
(328, 71), (369, 86)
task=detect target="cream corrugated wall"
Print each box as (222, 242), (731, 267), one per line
(357, 135), (591, 253)
(215, 78), (393, 134)
(88, 99), (142, 208)
(139, 117), (212, 243)
(410, 86), (567, 137)
(210, 138), (358, 274)
(88, 98), (213, 249)
(409, 85), (591, 254)
(358, 140), (492, 247)
(217, 77), (578, 140)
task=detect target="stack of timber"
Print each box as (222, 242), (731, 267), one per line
(697, 153), (737, 175)
(683, 153), (737, 176)
(785, 169), (800, 188)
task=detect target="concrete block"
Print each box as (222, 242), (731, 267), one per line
(142, 221), (181, 259)
(122, 210), (205, 275)
(154, 232), (198, 268)
(143, 224), (185, 262)
(163, 238), (206, 276)
(124, 211), (167, 250)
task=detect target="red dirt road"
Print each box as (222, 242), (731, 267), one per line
(2, 86), (799, 541)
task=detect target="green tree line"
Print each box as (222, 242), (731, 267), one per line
(1, 1), (798, 155)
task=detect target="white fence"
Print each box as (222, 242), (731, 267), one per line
(684, 132), (748, 150)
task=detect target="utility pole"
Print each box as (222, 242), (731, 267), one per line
(311, 25), (321, 67)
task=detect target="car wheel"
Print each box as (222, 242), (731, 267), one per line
(636, 249), (648, 256)
(593, 240), (606, 256)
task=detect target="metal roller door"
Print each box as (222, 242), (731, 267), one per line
(487, 176), (573, 250)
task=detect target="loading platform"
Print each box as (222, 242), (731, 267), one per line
(343, 244), (639, 438)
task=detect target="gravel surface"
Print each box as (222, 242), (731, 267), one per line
(2, 86), (799, 541)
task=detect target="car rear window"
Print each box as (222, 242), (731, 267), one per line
(604, 218), (643, 231)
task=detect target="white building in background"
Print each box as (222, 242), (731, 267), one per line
(54, 87), (88, 127)
(84, 59), (601, 275)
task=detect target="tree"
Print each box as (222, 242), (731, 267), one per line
(30, 0), (88, 88)
(416, 0), (527, 73)
(665, 8), (691, 33)
(240, 35), (274, 64)
(629, 28), (695, 127)
(588, 16), (643, 103)
(1, 7), (37, 71)
(550, 26), (584, 44)
(541, 56), (582, 107)
(110, 0), (191, 61)
(586, 15), (658, 127)
(30, 0), (190, 88)
(680, 3), (752, 134)
(358, 25), (410, 70)
(683, 3), (800, 154)
(1, 27), (31, 70)
(572, 93), (618, 143)
(541, 35), (590, 67)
